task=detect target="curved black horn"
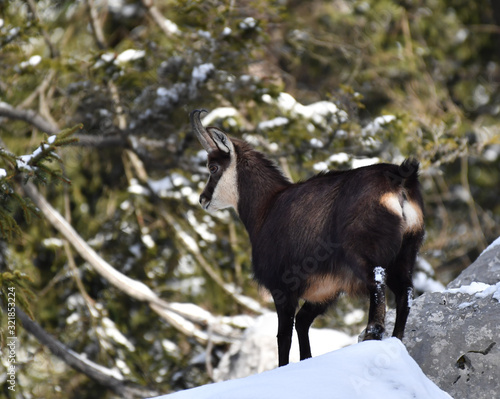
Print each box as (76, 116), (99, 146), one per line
(190, 109), (215, 153)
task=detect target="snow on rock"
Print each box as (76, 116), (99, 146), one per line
(413, 257), (445, 293)
(481, 235), (500, 256)
(445, 281), (492, 296)
(443, 281), (500, 302)
(157, 338), (451, 399)
(413, 271), (445, 293)
(447, 236), (500, 288)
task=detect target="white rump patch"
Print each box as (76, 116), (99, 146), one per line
(380, 193), (423, 232)
(380, 193), (403, 217)
(402, 201), (422, 229)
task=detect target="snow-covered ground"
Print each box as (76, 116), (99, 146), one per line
(213, 313), (357, 381)
(155, 338), (452, 399)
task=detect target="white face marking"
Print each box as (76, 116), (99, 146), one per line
(206, 153), (239, 213)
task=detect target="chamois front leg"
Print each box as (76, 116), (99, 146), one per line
(274, 297), (297, 367)
(363, 266), (387, 341)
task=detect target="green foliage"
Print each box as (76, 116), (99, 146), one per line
(0, 125), (80, 240)
(0, 270), (35, 346)
(0, 270), (35, 318)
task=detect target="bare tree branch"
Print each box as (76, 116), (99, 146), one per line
(123, 147), (267, 314)
(85, 0), (107, 49)
(21, 181), (241, 345)
(25, 0), (59, 58)
(19, 70), (56, 109)
(76, 133), (128, 148)
(0, 103), (127, 147)
(16, 306), (159, 399)
(0, 104), (59, 135)
(141, 0), (177, 37)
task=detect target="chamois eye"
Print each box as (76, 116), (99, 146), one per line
(209, 164), (219, 174)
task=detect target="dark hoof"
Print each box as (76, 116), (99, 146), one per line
(363, 324), (385, 341)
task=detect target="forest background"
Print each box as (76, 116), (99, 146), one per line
(1, 0), (499, 397)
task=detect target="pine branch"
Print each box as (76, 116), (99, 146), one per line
(0, 271), (35, 320)
(0, 125), (80, 239)
(0, 103), (128, 148)
(0, 104), (59, 135)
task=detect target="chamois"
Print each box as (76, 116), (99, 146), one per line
(190, 109), (424, 367)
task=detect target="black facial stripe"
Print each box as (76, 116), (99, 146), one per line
(202, 150), (232, 199)
(202, 175), (218, 200)
(207, 151), (231, 169)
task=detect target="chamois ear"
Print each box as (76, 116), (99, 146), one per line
(206, 127), (234, 154)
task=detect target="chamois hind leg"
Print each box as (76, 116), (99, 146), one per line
(273, 295), (297, 367)
(295, 301), (331, 360)
(387, 233), (421, 339)
(363, 266), (387, 341)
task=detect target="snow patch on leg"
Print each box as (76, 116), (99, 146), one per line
(374, 266), (386, 284)
(407, 287), (414, 308)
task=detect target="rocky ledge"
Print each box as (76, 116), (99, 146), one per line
(402, 239), (500, 398)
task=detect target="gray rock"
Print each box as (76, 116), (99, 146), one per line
(400, 241), (500, 399)
(447, 244), (500, 288)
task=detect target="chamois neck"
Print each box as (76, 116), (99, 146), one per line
(233, 140), (291, 237)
